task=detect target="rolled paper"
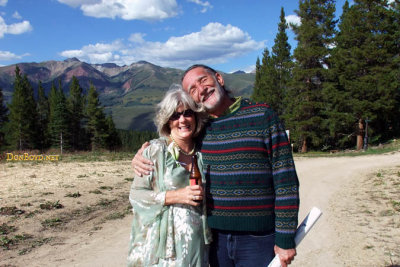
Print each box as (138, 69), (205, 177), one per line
(267, 207), (323, 267)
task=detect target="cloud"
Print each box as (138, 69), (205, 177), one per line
(128, 33), (146, 44)
(58, 0), (178, 21)
(0, 0), (7, 7)
(60, 40), (124, 63)
(0, 16), (33, 38)
(0, 50), (29, 61)
(12, 11), (23, 19)
(187, 0), (212, 13)
(57, 0), (100, 8)
(59, 22), (264, 69)
(285, 14), (301, 29)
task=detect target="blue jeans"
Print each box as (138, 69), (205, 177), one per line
(209, 229), (275, 267)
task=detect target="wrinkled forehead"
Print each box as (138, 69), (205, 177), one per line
(182, 67), (210, 91)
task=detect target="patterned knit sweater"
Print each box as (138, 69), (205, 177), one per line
(199, 98), (299, 249)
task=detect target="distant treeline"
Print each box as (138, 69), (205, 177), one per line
(117, 129), (158, 152)
(0, 66), (157, 153)
(251, 0), (400, 152)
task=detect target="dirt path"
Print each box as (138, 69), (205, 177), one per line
(1, 151), (400, 266)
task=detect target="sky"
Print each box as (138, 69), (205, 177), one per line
(0, 0), (348, 73)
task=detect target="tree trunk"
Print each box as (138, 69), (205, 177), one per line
(301, 139), (308, 153)
(60, 132), (63, 155)
(356, 118), (364, 151)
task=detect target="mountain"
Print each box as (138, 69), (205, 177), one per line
(232, 70), (246, 74)
(0, 59), (255, 131)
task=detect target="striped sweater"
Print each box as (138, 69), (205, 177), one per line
(199, 98), (299, 249)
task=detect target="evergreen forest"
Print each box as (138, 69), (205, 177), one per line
(0, 66), (157, 153)
(252, 0), (400, 152)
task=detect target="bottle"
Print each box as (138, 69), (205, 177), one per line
(189, 155), (202, 186)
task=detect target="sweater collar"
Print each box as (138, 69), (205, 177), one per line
(209, 96), (242, 118)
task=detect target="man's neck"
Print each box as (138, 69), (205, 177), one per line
(209, 95), (235, 118)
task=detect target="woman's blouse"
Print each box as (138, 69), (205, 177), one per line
(127, 137), (211, 267)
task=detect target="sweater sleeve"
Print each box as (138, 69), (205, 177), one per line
(264, 109), (299, 249)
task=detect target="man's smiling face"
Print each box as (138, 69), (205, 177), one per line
(181, 66), (225, 113)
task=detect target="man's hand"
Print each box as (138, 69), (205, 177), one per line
(274, 245), (296, 267)
(165, 185), (204, 207)
(131, 142), (153, 176)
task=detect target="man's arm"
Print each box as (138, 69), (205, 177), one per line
(131, 142), (153, 176)
(264, 109), (299, 265)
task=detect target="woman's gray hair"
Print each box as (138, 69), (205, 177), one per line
(155, 84), (207, 137)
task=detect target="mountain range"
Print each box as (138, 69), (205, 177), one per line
(0, 58), (255, 131)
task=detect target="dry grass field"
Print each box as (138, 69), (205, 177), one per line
(0, 157), (133, 266)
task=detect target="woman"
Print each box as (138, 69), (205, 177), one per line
(127, 85), (211, 267)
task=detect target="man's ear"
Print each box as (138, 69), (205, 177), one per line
(215, 72), (224, 87)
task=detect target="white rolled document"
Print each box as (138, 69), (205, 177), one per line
(267, 207), (322, 267)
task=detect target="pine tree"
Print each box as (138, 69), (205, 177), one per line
(0, 86), (8, 150)
(67, 76), (85, 150)
(271, 7), (293, 116)
(321, 0), (353, 149)
(329, 0), (399, 148)
(48, 81), (70, 153)
(252, 48), (276, 106)
(251, 57), (262, 100)
(7, 66), (39, 150)
(284, 0), (336, 152)
(105, 114), (121, 151)
(37, 81), (50, 151)
(252, 8), (293, 117)
(86, 83), (107, 151)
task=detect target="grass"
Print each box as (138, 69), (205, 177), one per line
(65, 192), (81, 198)
(0, 233), (33, 250)
(41, 192), (54, 196)
(39, 200), (63, 210)
(0, 223), (17, 235)
(59, 151), (134, 162)
(41, 217), (63, 228)
(391, 201), (400, 212)
(99, 186), (113, 191)
(293, 138), (400, 158)
(0, 206), (25, 216)
(104, 212), (126, 220)
(18, 237), (53, 255)
(89, 189), (103, 194)
(97, 198), (116, 207)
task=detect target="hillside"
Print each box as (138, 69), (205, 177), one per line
(0, 59), (255, 131)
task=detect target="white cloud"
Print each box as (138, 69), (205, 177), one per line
(7, 21), (32, 35)
(0, 16), (33, 38)
(128, 33), (146, 43)
(187, 0), (212, 13)
(60, 40), (124, 63)
(0, 0), (7, 7)
(58, 0), (178, 21)
(0, 50), (29, 61)
(57, 0), (100, 8)
(285, 14), (301, 29)
(59, 22), (264, 69)
(12, 11), (22, 19)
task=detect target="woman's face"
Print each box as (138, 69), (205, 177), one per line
(168, 105), (196, 142)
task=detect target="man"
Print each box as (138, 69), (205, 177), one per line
(132, 64), (299, 267)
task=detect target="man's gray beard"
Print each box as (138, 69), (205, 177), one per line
(202, 82), (224, 113)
